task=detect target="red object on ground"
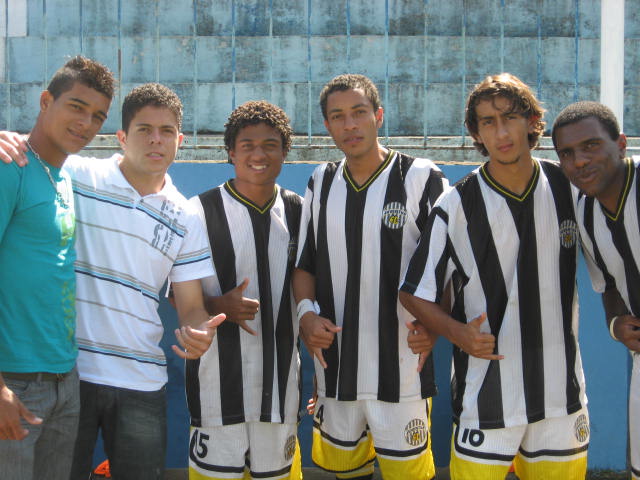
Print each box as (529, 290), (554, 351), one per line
(92, 459), (111, 478)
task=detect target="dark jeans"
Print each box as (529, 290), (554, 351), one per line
(69, 381), (167, 480)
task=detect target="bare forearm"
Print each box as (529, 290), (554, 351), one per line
(399, 290), (462, 343)
(178, 306), (211, 329)
(204, 295), (222, 316)
(602, 288), (629, 325)
(293, 268), (316, 303)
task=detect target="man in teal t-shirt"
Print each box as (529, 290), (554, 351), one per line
(0, 56), (114, 480)
(0, 151), (77, 373)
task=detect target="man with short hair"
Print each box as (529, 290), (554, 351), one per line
(0, 82), (223, 480)
(67, 83), (221, 480)
(186, 100), (303, 479)
(293, 74), (448, 480)
(553, 100), (639, 480)
(400, 73), (589, 480)
(0, 55), (114, 480)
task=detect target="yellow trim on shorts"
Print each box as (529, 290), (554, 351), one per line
(335, 461), (375, 479)
(188, 467), (232, 480)
(377, 449), (435, 480)
(514, 454), (587, 480)
(288, 439), (303, 480)
(450, 434), (588, 480)
(376, 400), (435, 480)
(312, 428), (376, 473)
(450, 451), (512, 480)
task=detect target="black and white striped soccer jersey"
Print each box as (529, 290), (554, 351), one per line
(579, 156), (640, 317)
(401, 159), (587, 429)
(186, 181), (302, 427)
(296, 150), (448, 403)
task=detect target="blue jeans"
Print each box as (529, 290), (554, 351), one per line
(70, 381), (167, 480)
(0, 367), (80, 480)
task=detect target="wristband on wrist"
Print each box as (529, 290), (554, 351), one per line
(609, 316), (620, 341)
(297, 299), (315, 322)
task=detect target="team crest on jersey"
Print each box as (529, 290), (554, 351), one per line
(559, 219), (578, 248)
(404, 418), (427, 446)
(574, 414), (590, 442)
(382, 202), (407, 230)
(284, 434), (296, 460)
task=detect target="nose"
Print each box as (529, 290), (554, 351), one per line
(76, 111), (92, 129)
(496, 119), (508, 139)
(574, 151), (590, 168)
(344, 114), (357, 130)
(149, 128), (162, 144)
(250, 145), (267, 159)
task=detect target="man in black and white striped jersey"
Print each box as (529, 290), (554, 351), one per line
(185, 101), (304, 480)
(553, 100), (640, 480)
(294, 74), (448, 480)
(400, 74), (589, 480)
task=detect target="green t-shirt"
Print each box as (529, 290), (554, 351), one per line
(0, 151), (77, 373)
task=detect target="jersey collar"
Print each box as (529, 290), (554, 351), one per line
(600, 157), (634, 221)
(342, 149), (395, 193)
(480, 158), (540, 202)
(224, 180), (278, 214)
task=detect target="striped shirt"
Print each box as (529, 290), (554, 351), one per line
(579, 156), (640, 317)
(67, 154), (214, 391)
(402, 159), (587, 429)
(296, 150), (447, 403)
(188, 182), (302, 426)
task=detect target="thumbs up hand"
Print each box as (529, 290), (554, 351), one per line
(455, 313), (504, 361)
(215, 278), (260, 335)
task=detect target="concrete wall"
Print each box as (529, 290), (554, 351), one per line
(1, 0), (639, 138)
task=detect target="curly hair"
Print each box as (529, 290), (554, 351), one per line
(224, 100), (293, 155)
(465, 73), (546, 157)
(47, 55), (115, 101)
(319, 74), (381, 120)
(552, 101), (620, 148)
(121, 83), (183, 132)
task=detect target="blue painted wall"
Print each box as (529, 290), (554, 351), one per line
(3, 0), (640, 136)
(134, 161), (629, 471)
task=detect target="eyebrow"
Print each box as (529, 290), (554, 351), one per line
(479, 110), (520, 120)
(69, 97), (89, 106)
(69, 97), (108, 120)
(134, 122), (177, 129)
(327, 103), (368, 114)
(237, 137), (280, 143)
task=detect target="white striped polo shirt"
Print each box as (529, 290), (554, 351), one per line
(65, 154), (214, 391)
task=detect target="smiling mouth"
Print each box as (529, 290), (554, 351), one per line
(249, 164), (267, 171)
(68, 129), (87, 141)
(576, 169), (598, 184)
